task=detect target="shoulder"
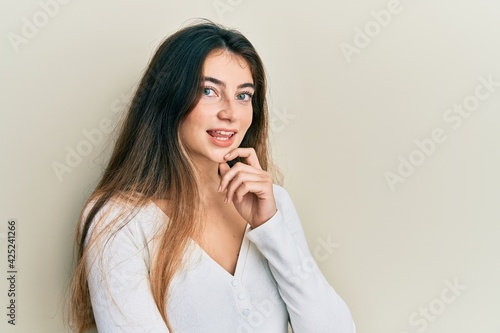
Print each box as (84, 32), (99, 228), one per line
(82, 195), (164, 246)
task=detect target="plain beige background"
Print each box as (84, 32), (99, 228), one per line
(1, 0), (499, 332)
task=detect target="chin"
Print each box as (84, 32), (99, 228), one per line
(210, 140), (243, 163)
(211, 149), (232, 164)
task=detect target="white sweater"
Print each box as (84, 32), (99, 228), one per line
(85, 184), (356, 333)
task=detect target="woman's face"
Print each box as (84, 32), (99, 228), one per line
(180, 50), (254, 166)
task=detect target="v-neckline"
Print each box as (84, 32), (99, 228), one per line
(192, 224), (250, 278)
(149, 200), (251, 278)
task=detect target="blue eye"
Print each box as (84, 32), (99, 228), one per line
(237, 92), (253, 101)
(203, 87), (216, 97)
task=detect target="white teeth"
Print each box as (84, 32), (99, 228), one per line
(215, 130), (234, 135)
(214, 137), (229, 141)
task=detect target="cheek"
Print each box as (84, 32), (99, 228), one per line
(179, 113), (198, 144)
(242, 108), (253, 130)
(186, 104), (218, 127)
(178, 122), (188, 146)
(181, 110), (203, 131)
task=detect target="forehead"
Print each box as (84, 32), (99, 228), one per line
(202, 50), (253, 83)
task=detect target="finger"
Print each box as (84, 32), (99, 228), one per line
(224, 148), (262, 170)
(219, 162), (231, 177)
(218, 163), (231, 191)
(225, 173), (268, 203)
(226, 169), (271, 202)
(219, 162), (262, 193)
(233, 181), (269, 203)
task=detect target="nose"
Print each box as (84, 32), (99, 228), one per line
(217, 96), (237, 121)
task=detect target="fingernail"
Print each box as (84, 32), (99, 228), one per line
(217, 185), (222, 192)
(224, 197), (228, 204)
(224, 153), (231, 159)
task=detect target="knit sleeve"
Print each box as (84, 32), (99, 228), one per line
(84, 200), (170, 333)
(245, 185), (356, 333)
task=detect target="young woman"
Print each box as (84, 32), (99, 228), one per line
(69, 21), (355, 333)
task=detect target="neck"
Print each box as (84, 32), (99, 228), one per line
(191, 158), (225, 203)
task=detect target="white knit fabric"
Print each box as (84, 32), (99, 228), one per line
(85, 184), (356, 333)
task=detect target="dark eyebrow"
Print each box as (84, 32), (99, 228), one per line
(204, 76), (255, 90)
(204, 76), (225, 87)
(238, 82), (255, 90)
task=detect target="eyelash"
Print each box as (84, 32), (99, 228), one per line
(202, 86), (254, 100)
(239, 91), (254, 99)
(203, 86), (217, 96)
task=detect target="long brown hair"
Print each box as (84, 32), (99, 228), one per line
(68, 20), (277, 332)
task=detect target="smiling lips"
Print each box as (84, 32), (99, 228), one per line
(207, 130), (237, 147)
